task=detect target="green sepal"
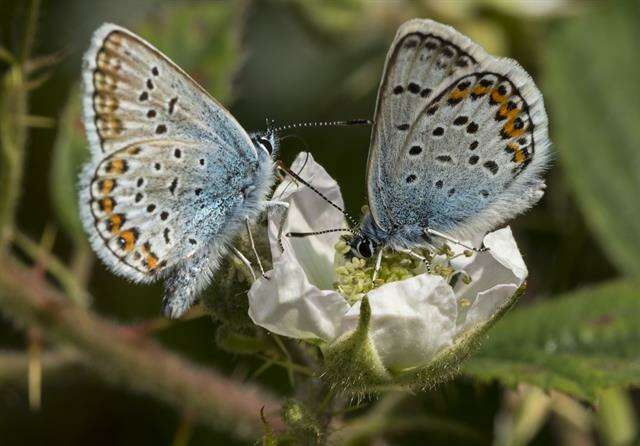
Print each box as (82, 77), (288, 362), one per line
(322, 296), (392, 396)
(320, 285), (524, 396)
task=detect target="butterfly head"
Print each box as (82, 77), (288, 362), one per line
(251, 131), (279, 160)
(345, 232), (377, 259)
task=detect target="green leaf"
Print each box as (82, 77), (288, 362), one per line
(543, 2), (640, 275)
(464, 280), (640, 403)
(136, 2), (246, 103)
(50, 88), (87, 242)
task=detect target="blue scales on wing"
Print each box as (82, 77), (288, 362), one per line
(367, 19), (550, 240)
(79, 24), (274, 318)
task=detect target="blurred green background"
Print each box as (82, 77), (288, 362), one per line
(1, 0), (640, 445)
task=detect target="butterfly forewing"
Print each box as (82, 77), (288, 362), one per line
(367, 19), (489, 229)
(80, 24), (261, 282)
(82, 24), (255, 157)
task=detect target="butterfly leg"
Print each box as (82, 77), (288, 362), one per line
(245, 218), (266, 278)
(265, 200), (289, 209)
(372, 248), (384, 282)
(398, 248), (432, 274)
(425, 228), (489, 253)
(162, 251), (217, 319)
(228, 245), (256, 281)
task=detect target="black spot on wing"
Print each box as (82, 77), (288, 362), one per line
(483, 160), (498, 175)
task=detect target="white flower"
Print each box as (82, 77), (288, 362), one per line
(249, 152), (527, 382)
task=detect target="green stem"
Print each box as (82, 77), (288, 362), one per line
(20, 0), (41, 64)
(0, 0), (40, 250)
(12, 230), (88, 306)
(0, 65), (27, 249)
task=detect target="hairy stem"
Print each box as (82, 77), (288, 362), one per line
(0, 257), (284, 440)
(0, 65), (27, 248)
(0, 349), (80, 384)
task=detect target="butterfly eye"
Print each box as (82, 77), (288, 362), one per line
(257, 136), (273, 155)
(357, 239), (373, 258)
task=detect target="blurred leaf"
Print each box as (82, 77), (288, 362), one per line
(464, 280), (640, 403)
(137, 2), (246, 103)
(597, 387), (637, 446)
(543, 2), (640, 275)
(50, 87), (87, 242)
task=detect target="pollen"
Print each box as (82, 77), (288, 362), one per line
(333, 239), (474, 304)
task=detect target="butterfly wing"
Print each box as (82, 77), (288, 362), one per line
(368, 20), (550, 239)
(80, 24), (263, 284)
(372, 57), (550, 239)
(82, 23), (255, 158)
(367, 19), (490, 230)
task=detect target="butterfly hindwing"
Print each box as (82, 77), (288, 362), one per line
(82, 139), (259, 282)
(379, 57), (550, 238)
(368, 19), (489, 229)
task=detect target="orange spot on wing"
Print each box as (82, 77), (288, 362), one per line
(117, 229), (138, 253)
(472, 85), (488, 97)
(506, 143), (527, 164)
(106, 214), (124, 234)
(491, 88), (507, 104)
(100, 197), (115, 214)
(140, 242), (159, 271)
(145, 253), (158, 271)
(106, 159), (127, 174)
(100, 179), (116, 195)
(502, 119), (527, 139)
(449, 88), (469, 101)
(498, 103), (519, 121)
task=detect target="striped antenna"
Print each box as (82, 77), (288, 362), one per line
(270, 119), (372, 134)
(276, 161), (359, 229)
(287, 228), (354, 238)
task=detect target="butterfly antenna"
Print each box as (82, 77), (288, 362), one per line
(270, 119), (372, 134)
(287, 228), (354, 238)
(276, 161), (360, 229)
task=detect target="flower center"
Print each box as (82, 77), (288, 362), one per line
(332, 239), (474, 304)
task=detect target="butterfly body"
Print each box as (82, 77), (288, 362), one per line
(348, 19), (550, 260)
(79, 23), (278, 318)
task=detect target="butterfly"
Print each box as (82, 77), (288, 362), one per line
(78, 23), (282, 318)
(345, 19), (550, 274)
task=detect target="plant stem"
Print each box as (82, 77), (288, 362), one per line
(0, 257), (284, 440)
(0, 349), (80, 384)
(0, 65), (27, 249)
(12, 229), (88, 306)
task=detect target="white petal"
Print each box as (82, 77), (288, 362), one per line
(484, 227), (528, 281)
(248, 248), (350, 341)
(267, 152), (347, 290)
(454, 226), (527, 332)
(456, 284), (519, 335)
(337, 275), (458, 370)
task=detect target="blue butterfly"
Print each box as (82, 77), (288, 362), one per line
(346, 19), (551, 276)
(79, 24), (282, 318)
